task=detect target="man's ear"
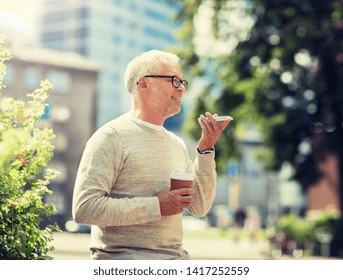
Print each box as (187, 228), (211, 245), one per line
(137, 77), (148, 90)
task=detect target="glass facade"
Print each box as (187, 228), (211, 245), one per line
(37, 0), (181, 128)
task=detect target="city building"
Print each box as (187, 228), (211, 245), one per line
(35, 0), (182, 128)
(1, 21), (99, 228)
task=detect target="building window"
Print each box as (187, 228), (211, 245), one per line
(4, 64), (15, 86)
(112, 73), (120, 82)
(127, 1), (137, 11)
(47, 70), (71, 94)
(52, 105), (71, 123)
(48, 161), (68, 183)
(24, 67), (42, 89)
(113, 34), (122, 44)
(75, 46), (88, 56)
(42, 11), (67, 24)
(113, 0), (123, 6)
(113, 54), (120, 62)
(113, 16), (122, 25)
(54, 131), (69, 152)
(74, 7), (89, 19)
(42, 31), (65, 42)
(75, 27), (88, 38)
(128, 21), (137, 30)
(127, 38), (136, 48)
(144, 8), (167, 23)
(143, 26), (175, 42)
(43, 41), (64, 51)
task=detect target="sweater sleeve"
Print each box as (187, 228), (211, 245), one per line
(72, 127), (161, 226)
(187, 149), (217, 217)
(172, 135), (217, 217)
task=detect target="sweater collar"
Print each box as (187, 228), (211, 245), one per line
(129, 112), (163, 131)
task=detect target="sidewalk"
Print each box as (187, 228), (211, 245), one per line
(50, 232), (268, 260)
(50, 232), (337, 260)
(184, 237), (268, 260)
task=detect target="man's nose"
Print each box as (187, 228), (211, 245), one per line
(178, 83), (187, 92)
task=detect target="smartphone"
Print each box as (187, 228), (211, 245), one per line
(214, 116), (232, 122)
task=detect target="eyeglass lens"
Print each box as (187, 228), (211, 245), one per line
(172, 77), (188, 89)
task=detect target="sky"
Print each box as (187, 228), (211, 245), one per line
(0, 0), (37, 35)
(0, 0), (36, 24)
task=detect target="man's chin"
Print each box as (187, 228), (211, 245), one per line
(170, 107), (181, 117)
(163, 105), (182, 120)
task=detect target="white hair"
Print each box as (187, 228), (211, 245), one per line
(124, 49), (180, 94)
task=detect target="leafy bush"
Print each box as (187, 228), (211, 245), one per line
(312, 211), (341, 256)
(0, 38), (59, 259)
(275, 213), (315, 247)
(272, 211), (341, 256)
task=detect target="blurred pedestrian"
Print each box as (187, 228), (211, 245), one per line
(72, 49), (233, 260)
(235, 207), (246, 228)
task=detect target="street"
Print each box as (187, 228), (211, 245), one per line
(49, 231), (289, 260)
(2, 232), (339, 280)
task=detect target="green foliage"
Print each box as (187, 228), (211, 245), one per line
(275, 213), (314, 245)
(0, 38), (59, 259)
(174, 0), (343, 180)
(273, 211), (341, 255)
(173, 0), (343, 255)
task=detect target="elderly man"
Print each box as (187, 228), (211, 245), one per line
(72, 50), (232, 260)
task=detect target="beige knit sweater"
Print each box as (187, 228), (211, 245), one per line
(72, 112), (216, 259)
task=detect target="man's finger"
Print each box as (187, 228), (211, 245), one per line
(173, 188), (195, 196)
(198, 116), (212, 135)
(218, 117), (233, 131)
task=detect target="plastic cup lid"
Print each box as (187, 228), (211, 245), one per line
(170, 170), (193, 180)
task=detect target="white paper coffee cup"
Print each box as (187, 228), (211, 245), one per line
(170, 170), (193, 191)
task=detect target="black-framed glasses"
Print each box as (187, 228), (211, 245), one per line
(144, 75), (188, 89)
